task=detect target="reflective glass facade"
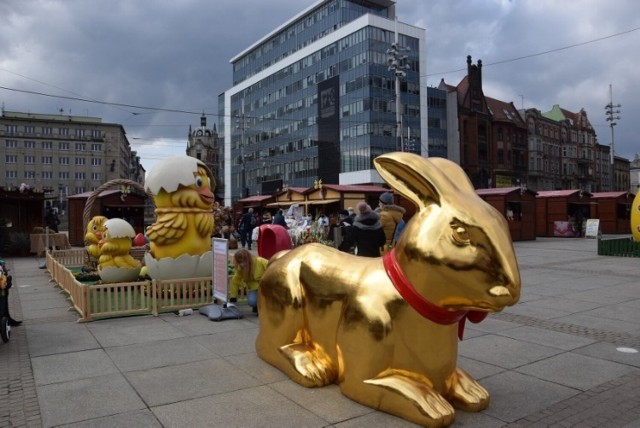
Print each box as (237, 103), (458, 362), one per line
(220, 0), (426, 205)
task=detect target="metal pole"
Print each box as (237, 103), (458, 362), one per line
(387, 18), (408, 153)
(605, 84), (621, 191)
(237, 100), (247, 199)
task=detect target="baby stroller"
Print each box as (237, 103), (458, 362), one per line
(0, 259), (21, 343)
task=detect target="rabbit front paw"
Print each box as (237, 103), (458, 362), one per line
(364, 371), (455, 426)
(449, 367), (490, 411)
(279, 342), (337, 387)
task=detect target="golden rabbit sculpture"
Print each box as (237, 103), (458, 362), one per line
(256, 152), (521, 428)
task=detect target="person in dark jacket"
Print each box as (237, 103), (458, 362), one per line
(338, 202), (385, 257)
(272, 209), (288, 229)
(45, 207), (60, 233)
(239, 208), (255, 250)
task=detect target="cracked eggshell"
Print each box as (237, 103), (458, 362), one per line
(144, 251), (213, 280)
(104, 218), (136, 238)
(145, 156), (213, 195)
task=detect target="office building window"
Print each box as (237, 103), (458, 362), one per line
(5, 140), (17, 148)
(60, 142), (69, 150)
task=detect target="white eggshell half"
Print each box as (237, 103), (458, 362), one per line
(104, 218), (136, 238)
(145, 156), (209, 195)
(144, 251), (213, 280)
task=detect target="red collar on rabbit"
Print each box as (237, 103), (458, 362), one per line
(383, 248), (487, 340)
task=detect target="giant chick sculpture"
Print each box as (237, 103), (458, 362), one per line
(97, 218), (141, 283)
(632, 191), (640, 242)
(144, 156), (215, 279)
(256, 152), (521, 428)
(84, 215), (108, 260)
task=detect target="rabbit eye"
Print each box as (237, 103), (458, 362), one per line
(451, 225), (470, 246)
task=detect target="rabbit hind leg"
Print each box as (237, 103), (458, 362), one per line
(355, 370), (455, 427)
(447, 367), (490, 412)
(278, 337), (337, 387)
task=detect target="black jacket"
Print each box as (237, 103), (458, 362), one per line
(338, 211), (385, 257)
(272, 212), (288, 228)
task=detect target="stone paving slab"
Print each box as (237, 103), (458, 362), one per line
(2, 237), (640, 427)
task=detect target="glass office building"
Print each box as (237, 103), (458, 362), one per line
(219, 0), (426, 205)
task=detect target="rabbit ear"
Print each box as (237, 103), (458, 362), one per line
(374, 152), (475, 210)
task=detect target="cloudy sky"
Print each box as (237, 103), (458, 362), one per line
(1, 0), (638, 174)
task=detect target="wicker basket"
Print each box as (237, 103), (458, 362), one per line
(82, 179), (151, 267)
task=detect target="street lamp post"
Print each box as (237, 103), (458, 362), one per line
(387, 18), (410, 152)
(605, 84), (621, 191)
(236, 102), (249, 199)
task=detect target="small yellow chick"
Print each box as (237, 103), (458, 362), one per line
(145, 157), (215, 260)
(98, 218), (141, 269)
(85, 215), (108, 260)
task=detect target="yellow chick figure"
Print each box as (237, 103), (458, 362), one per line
(145, 157), (215, 260)
(98, 218), (141, 269)
(84, 215), (108, 260)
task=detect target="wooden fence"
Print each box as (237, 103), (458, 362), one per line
(45, 251), (213, 322)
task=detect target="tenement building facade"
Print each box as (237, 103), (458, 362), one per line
(0, 110), (144, 216)
(219, 0), (426, 205)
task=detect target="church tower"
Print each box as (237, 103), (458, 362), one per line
(186, 113), (220, 193)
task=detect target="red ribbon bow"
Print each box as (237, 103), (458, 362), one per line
(382, 248), (487, 340)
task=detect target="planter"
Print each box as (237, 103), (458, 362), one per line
(597, 237), (640, 257)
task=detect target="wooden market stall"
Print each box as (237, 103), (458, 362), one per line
(67, 189), (147, 246)
(476, 187), (537, 241)
(535, 190), (594, 237)
(265, 187), (307, 213)
(233, 195), (275, 224)
(590, 191), (634, 234)
(0, 187), (46, 256)
(304, 183), (389, 217)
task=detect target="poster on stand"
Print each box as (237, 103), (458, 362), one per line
(585, 219), (600, 239)
(212, 238), (229, 302)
